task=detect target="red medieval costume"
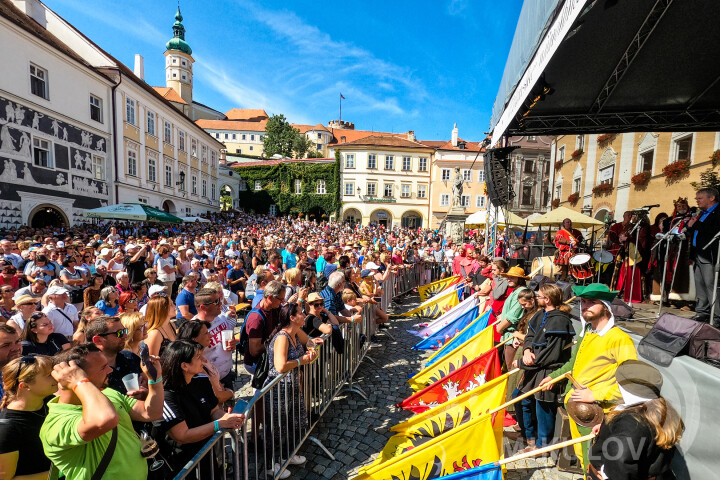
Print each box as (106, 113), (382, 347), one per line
(553, 228), (583, 265)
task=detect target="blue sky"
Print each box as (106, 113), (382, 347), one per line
(48, 0), (522, 141)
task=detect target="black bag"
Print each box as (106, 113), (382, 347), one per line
(316, 274), (329, 292)
(638, 313), (720, 366)
(330, 325), (345, 355)
(251, 349), (269, 389)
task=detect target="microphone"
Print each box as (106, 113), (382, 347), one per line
(605, 219), (617, 225)
(642, 204), (660, 210)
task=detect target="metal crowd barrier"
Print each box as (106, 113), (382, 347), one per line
(175, 302), (376, 480)
(174, 261), (445, 480)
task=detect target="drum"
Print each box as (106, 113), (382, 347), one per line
(592, 249), (614, 264)
(569, 253), (595, 280)
(530, 256), (555, 278)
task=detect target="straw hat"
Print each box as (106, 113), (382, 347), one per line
(499, 266), (530, 280)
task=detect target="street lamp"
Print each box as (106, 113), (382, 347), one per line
(176, 171), (185, 186)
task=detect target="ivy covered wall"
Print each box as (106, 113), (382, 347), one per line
(233, 154), (341, 216)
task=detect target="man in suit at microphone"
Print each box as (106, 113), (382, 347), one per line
(686, 187), (720, 326)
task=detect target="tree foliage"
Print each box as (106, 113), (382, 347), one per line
(690, 167), (720, 192)
(261, 114), (320, 159)
(234, 157), (341, 216)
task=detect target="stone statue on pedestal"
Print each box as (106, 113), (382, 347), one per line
(451, 166), (463, 207)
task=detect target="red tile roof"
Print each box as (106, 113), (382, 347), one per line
(434, 138), (485, 152)
(336, 134), (433, 150)
(224, 109), (268, 121)
(419, 140), (447, 148)
(152, 87), (187, 105)
(195, 119), (268, 132)
(228, 158), (334, 168)
(292, 123), (331, 134)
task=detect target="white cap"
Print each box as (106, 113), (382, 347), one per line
(100, 248), (111, 256)
(365, 262), (380, 270)
(125, 244), (138, 250)
(47, 286), (69, 296)
(148, 285), (168, 296)
(56, 241), (65, 248)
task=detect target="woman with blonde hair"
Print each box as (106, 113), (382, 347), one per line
(0, 354), (56, 480)
(145, 294), (177, 356)
(588, 360), (684, 480)
(121, 311), (147, 356)
(284, 267), (302, 302)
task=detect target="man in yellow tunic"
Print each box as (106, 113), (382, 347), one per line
(539, 283), (637, 476)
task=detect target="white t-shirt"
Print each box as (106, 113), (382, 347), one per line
(156, 256), (176, 283)
(43, 302), (78, 338)
(201, 314), (238, 379)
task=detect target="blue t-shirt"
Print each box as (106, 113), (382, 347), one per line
(252, 290), (264, 308)
(316, 256), (327, 275)
(175, 288), (198, 319)
(95, 300), (120, 316)
(320, 286), (344, 315)
(226, 267), (245, 293)
(281, 250), (297, 269)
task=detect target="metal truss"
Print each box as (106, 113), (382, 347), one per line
(590, 0), (674, 113)
(509, 109), (720, 136)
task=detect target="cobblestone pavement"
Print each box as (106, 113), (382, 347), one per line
(232, 296), (687, 479)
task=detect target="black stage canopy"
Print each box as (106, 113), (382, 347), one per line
(490, 0), (720, 144)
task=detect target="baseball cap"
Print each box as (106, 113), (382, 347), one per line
(365, 262), (380, 270)
(148, 285), (168, 296)
(47, 286), (69, 296)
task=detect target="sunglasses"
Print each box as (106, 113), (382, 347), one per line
(98, 328), (129, 338)
(309, 302), (323, 307)
(14, 355), (38, 388)
(203, 297), (222, 306)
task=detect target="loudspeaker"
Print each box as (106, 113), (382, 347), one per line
(484, 146), (516, 206)
(639, 314), (720, 367)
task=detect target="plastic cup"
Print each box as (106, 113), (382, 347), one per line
(122, 373), (140, 392)
(221, 330), (233, 350)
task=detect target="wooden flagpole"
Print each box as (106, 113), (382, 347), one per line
(497, 433), (596, 466)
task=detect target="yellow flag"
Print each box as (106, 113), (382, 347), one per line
(408, 325), (495, 391)
(402, 288), (460, 318)
(418, 275), (461, 301)
(353, 406), (504, 480)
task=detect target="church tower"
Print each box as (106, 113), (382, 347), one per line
(164, 6), (194, 106)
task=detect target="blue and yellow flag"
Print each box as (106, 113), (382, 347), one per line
(408, 325), (495, 391)
(436, 463), (502, 480)
(353, 403), (504, 480)
(413, 307), (480, 350)
(424, 311), (491, 366)
(401, 287), (461, 319)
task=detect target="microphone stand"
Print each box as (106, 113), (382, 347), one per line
(627, 214), (645, 306)
(651, 216), (685, 319)
(702, 228), (720, 326)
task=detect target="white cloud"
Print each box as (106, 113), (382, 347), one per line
(447, 0), (469, 16)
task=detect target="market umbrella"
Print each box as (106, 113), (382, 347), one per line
(83, 203), (183, 224)
(529, 206), (604, 228)
(465, 209), (526, 228)
(182, 216), (211, 224)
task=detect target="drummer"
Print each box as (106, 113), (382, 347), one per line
(554, 218), (584, 281)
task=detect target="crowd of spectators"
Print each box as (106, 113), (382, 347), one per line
(0, 212), (464, 479)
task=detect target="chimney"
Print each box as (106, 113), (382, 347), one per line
(134, 54), (145, 80)
(407, 130), (415, 141)
(451, 123), (458, 147)
(15, 0), (47, 27)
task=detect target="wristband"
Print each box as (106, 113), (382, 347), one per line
(214, 420), (220, 432)
(298, 298), (305, 303)
(148, 376), (163, 385)
(72, 378), (91, 392)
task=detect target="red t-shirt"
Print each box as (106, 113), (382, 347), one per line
(242, 306), (280, 366)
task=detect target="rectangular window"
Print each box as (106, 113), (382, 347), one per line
(461, 194), (470, 207)
(127, 150), (137, 176)
(192, 175), (197, 195)
(419, 158), (428, 171)
(401, 184), (411, 198)
(599, 165), (614, 185)
(202, 179), (207, 197)
(521, 185), (533, 206)
(185, 207), (191, 216)
(255, 180), (262, 191)
(345, 154), (355, 169)
(640, 151), (654, 172)
(675, 137), (692, 162)
(573, 177), (581, 193)
(524, 160), (534, 173)
(179, 131), (185, 151)
(478, 170), (485, 182)
(384, 184), (393, 197)
(417, 185), (427, 199)
(242, 134), (246, 140)
(138, 197), (148, 205)
(147, 111), (155, 136)
(344, 183), (354, 196)
(239, 180), (247, 191)
(463, 169), (472, 182)
(92, 155), (104, 180)
(368, 154), (377, 169)
(232, 134), (236, 140)
(148, 157), (157, 183)
(125, 98), (136, 125)
(191, 139), (197, 157)
(558, 145), (565, 162)
(555, 184), (562, 199)
(90, 95), (103, 123)
(527, 136), (536, 142)
(385, 155), (394, 170)
(250, 135), (255, 141)
(224, 133), (229, 140)
(211, 183), (216, 200)
(201, 145), (208, 163)
(440, 194), (450, 207)
(576, 135), (585, 151)
(316, 143), (322, 151)
(441, 168), (451, 181)
(32, 137), (52, 168)
(30, 63), (48, 99)
(476, 195), (486, 208)
(164, 121), (172, 144)
(215, 133), (220, 139)
(316, 179), (326, 194)
(165, 165), (172, 186)
(402, 156), (411, 171)
(367, 183), (376, 196)
(211, 151), (216, 164)
(295, 179), (301, 194)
